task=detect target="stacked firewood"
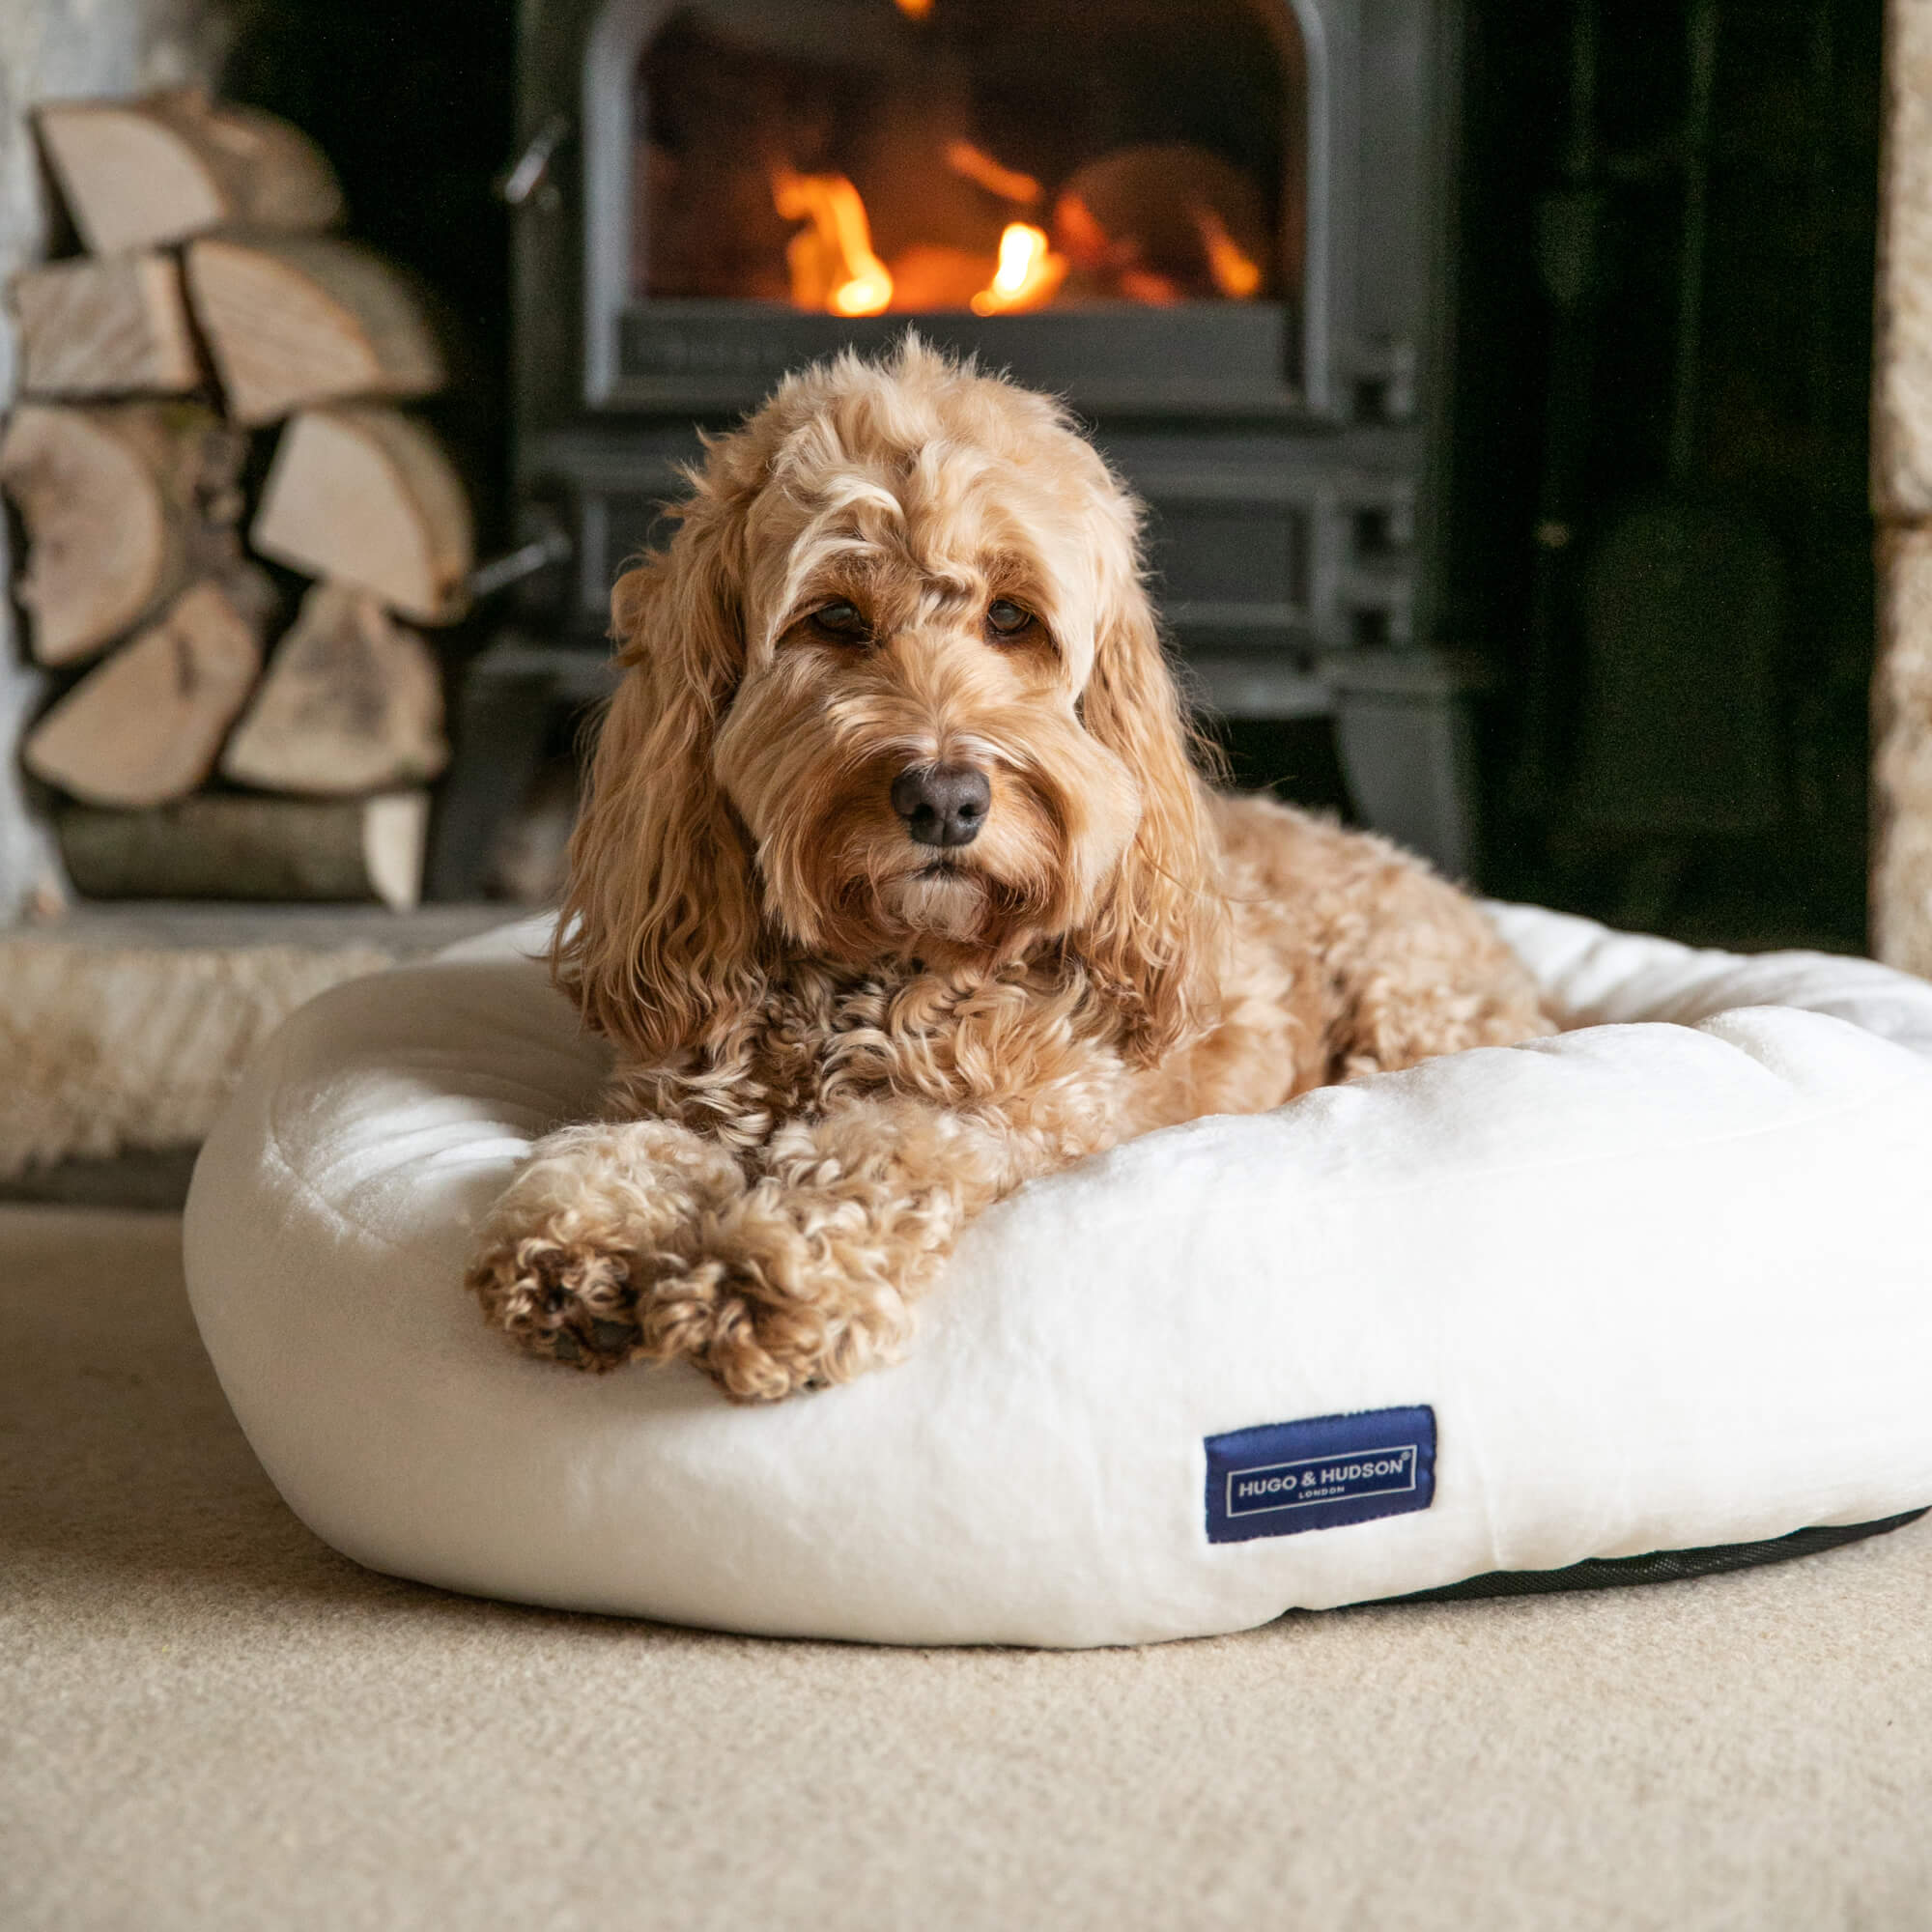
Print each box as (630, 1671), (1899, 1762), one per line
(1, 88), (473, 910)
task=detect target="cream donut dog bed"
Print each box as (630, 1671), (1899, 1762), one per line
(183, 905), (1932, 1648)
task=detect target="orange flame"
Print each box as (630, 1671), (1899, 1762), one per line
(971, 222), (1067, 314)
(771, 165), (894, 316)
(945, 140), (1040, 207)
(1193, 205), (1263, 299)
(893, 0), (933, 15)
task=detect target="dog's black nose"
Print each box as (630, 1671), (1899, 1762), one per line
(891, 762), (991, 848)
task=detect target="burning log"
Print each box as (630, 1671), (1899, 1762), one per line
(251, 406), (473, 625)
(184, 236), (445, 427)
(0, 402), (248, 666)
(34, 88), (343, 254)
(771, 166), (894, 316)
(221, 582), (448, 795)
(21, 582), (265, 809)
(1054, 145), (1269, 304)
(1195, 208), (1264, 299)
(944, 142), (1040, 209)
(971, 224), (1067, 315)
(58, 792), (432, 910)
(11, 254), (200, 397)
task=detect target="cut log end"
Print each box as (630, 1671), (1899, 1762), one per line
(361, 793), (432, 911)
(0, 401), (247, 666)
(35, 89), (343, 255)
(24, 582), (266, 809)
(185, 235), (444, 427)
(221, 582), (448, 795)
(251, 408), (473, 624)
(12, 254), (200, 398)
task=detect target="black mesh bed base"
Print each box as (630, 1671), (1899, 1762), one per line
(1386, 1510), (1928, 1605)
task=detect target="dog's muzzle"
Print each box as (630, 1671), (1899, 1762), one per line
(891, 762), (990, 848)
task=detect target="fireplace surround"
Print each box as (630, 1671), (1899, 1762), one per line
(433, 0), (1475, 894)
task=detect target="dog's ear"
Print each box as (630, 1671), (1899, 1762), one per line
(1076, 572), (1226, 1064)
(553, 493), (763, 1063)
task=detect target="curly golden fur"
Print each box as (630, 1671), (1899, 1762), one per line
(467, 340), (1554, 1402)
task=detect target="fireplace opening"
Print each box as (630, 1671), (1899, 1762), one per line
(634, 0), (1299, 318)
(588, 0), (1311, 405)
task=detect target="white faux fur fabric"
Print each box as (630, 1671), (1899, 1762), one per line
(183, 906), (1932, 1648)
(0, 938), (393, 1178)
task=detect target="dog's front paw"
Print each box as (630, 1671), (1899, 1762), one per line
(465, 1122), (746, 1375)
(663, 1168), (944, 1403)
(467, 1227), (647, 1370)
(464, 1118), (955, 1403)
(469, 1225), (901, 1400)
(650, 1249), (909, 1404)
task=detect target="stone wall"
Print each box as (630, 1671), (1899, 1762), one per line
(0, 0), (232, 923)
(1875, 0), (1932, 973)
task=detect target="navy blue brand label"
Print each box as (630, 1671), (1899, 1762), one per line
(1205, 1406), (1436, 1544)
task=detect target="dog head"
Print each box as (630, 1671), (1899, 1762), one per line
(557, 338), (1222, 1065)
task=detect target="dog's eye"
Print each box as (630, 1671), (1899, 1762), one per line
(810, 600), (868, 641)
(985, 599), (1034, 640)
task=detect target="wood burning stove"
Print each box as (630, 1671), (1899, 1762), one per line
(434, 0), (1476, 895)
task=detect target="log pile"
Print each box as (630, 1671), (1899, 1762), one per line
(3, 87), (470, 910)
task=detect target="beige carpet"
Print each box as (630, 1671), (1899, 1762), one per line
(4, 1208), (1930, 1931)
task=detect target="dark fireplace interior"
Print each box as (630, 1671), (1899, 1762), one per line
(214, 0), (1885, 955)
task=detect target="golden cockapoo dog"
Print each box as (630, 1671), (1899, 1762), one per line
(467, 340), (1553, 1402)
